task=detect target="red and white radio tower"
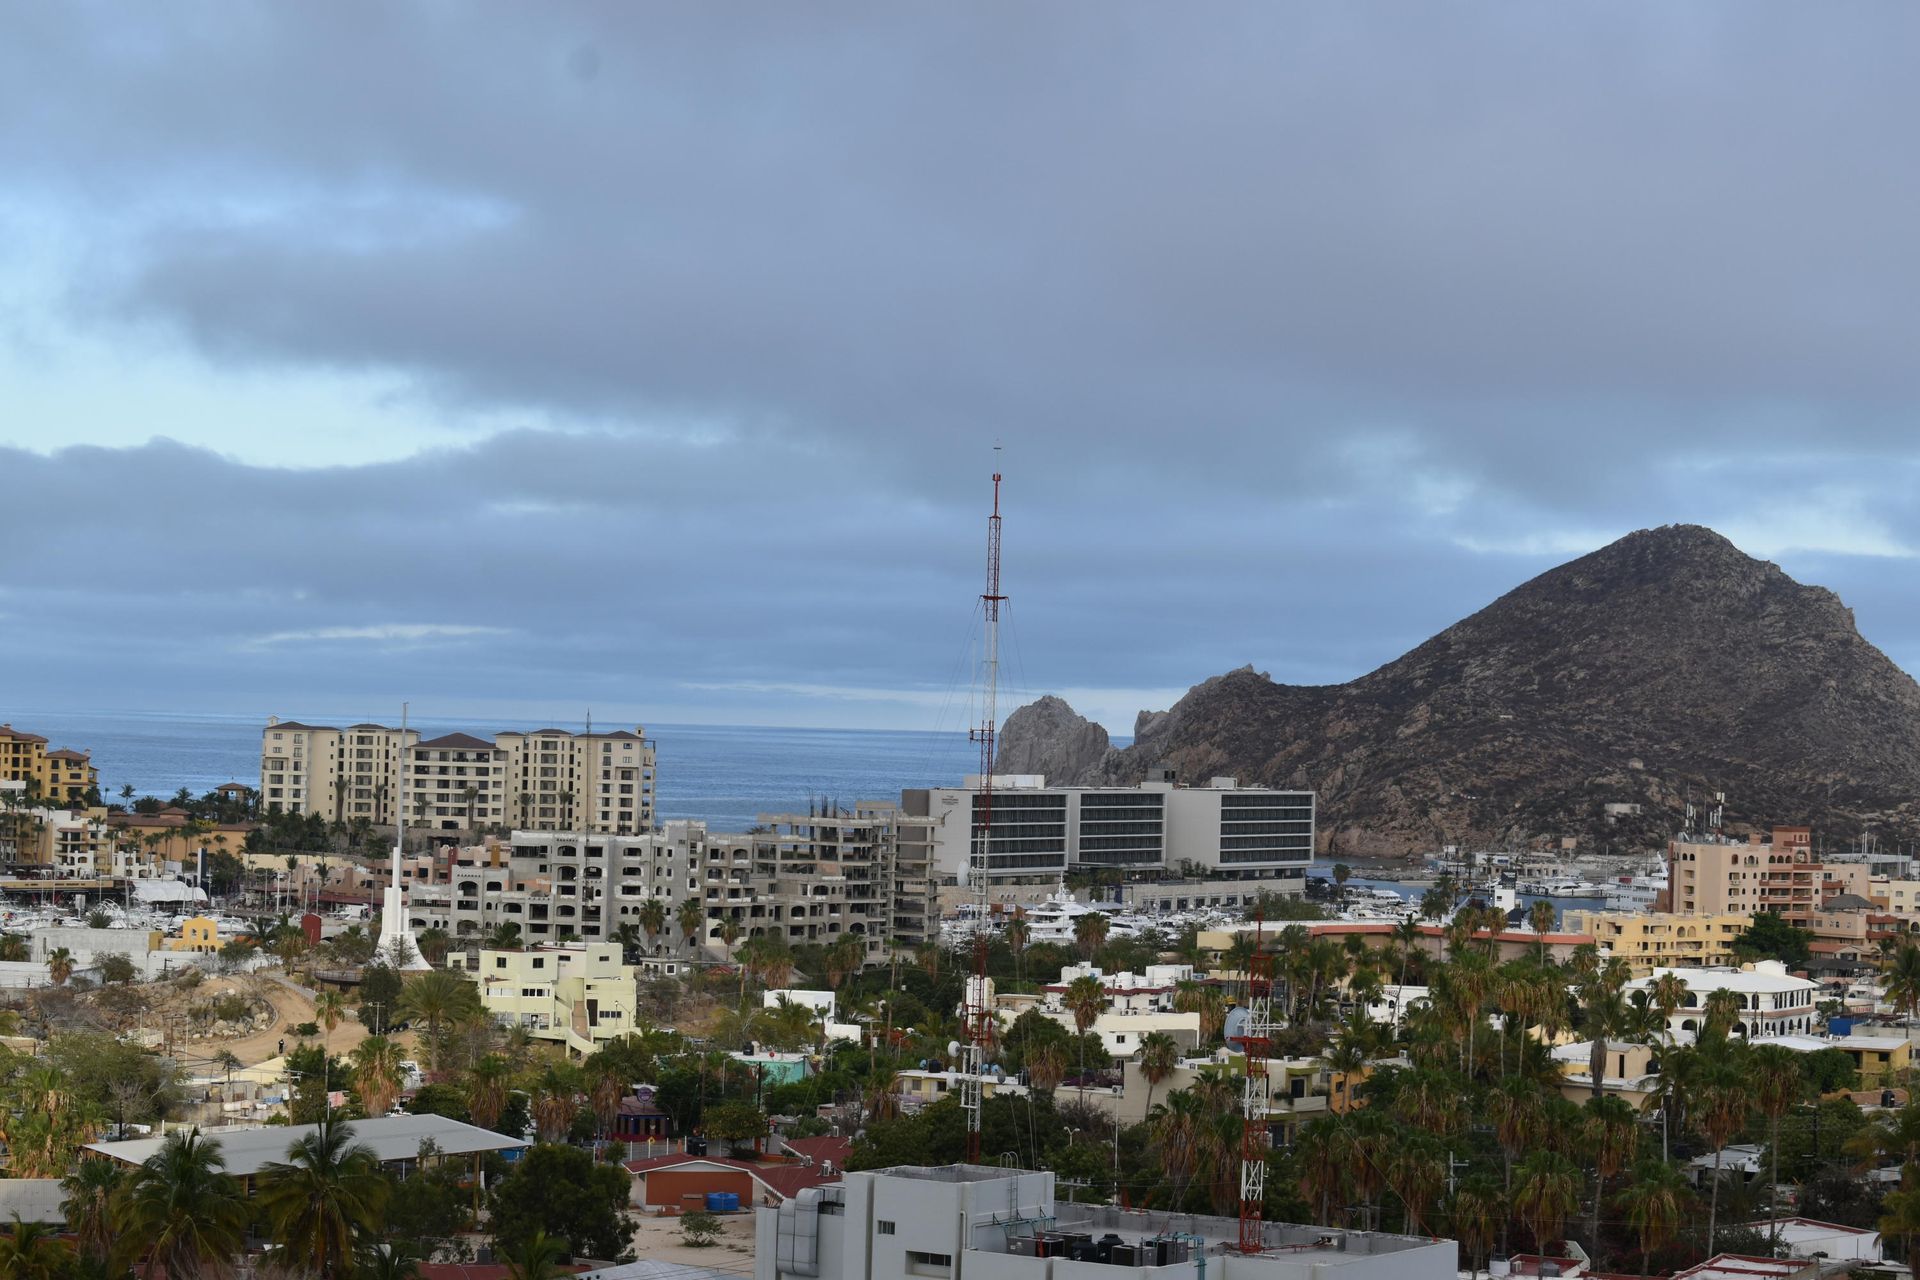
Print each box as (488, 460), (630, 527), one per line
(961, 463), (1005, 1164)
(1234, 912), (1273, 1251)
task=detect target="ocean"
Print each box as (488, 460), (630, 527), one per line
(8, 709), (1000, 831)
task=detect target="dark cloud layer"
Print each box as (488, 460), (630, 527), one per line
(4, 5), (1920, 729)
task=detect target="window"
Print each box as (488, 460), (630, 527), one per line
(906, 1252), (952, 1277)
(877, 1221), (896, 1236)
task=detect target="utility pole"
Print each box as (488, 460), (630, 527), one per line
(961, 457), (1005, 1165)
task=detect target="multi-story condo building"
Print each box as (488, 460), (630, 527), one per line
(1560, 909), (1753, 976)
(261, 718), (655, 834)
(409, 806), (935, 961)
(904, 771), (1313, 889)
(1668, 827), (1824, 925)
(0, 724), (98, 805)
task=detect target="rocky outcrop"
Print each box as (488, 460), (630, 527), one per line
(995, 695), (1111, 782)
(1002, 525), (1920, 856)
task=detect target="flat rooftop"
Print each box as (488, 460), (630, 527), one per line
(86, 1114), (527, 1177)
(879, 1164), (1034, 1183)
(1052, 1203), (1441, 1259)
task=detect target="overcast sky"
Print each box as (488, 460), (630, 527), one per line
(4, 5), (1919, 733)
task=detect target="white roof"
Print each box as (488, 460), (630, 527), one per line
(0, 1178), (65, 1223)
(1749, 1034), (1832, 1053)
(85, 1114), (526, 1177)
(131, 879), (207, 904)
(1634, 965), (1817, 994)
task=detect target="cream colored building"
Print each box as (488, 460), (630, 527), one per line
(448, 942), (639, 1056)
(1562, 909), (1752, 976)
(0, 724), (98, 805)
(1669, 827), (1822, 924)
(261, 718), (656, 834)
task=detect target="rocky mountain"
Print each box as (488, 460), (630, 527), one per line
(997, 525), (1920, 857)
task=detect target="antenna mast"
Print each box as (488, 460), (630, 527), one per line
(962, 461), (1005, 1164)
(1234, 911), (1273, 1252)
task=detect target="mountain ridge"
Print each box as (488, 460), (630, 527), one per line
(997, 524), (1920, 855)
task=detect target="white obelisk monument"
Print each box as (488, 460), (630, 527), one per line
(376, 702), (431, 971)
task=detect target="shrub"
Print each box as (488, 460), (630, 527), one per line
(681, 1211), (721, 1247)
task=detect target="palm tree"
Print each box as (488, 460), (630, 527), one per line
(1073, 911), (1109, 961)
(60, 1158), (122, 1265)
(1444, 1175), (1502, 1278)
(315, 989), (349, 1035)
(398, 969), (483, 1071)
(504, 1229), (568, 1280)
(1578, 959), (1633, 1098)
(1512, 1150), (1580, 1252)
(1884, 942), (1920, 1024)
(1063, 974), (1108, 1101)
(1295, 1115), (1351, 1225)
(416, 926), (452, 966)
(1138, 1031), (1180, 1119)
(1527, 899), (1556, 957)
(1693, 1046), (1752, 1254)
(714, 914), (742, 957)
(45, 947), (73, 986)
(1580, 1095), (1639, 1247)
(1751, 1042), (1805, 1244)
(486, 921), (524, 950)
(467, 1054), (513, 1131)
(359, 1242), (423, 1280)
(1881, 1186), (1920, 1272)
(351, 1035), (406, 1117)
(1618, 1158), (1693, 1279)
(532, 1063), (584, 1142)
(1026, 1042), (1068, 1096)
(1486, 1077), (1548, 1251)
(113, 1128), (247, 1280)
(637, 897), (668, 949)
(257, 1116), (388, 1280)
(1005, 909), (1030, 981)
(1149, 1089), (1205, 1209)
(677, 896), (706, 952)
(1647, 970), (1690, 1157)
(0, 1218), (72, 1280)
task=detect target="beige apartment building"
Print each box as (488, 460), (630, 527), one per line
(1562, 909), (1752, 976)
(260, 718), (655, 835)
(0, 723), (99, 805)
(1668, 827), (1824, 924)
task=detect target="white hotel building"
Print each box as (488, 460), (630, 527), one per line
(904, 771), (1314, 889)
(1626, 960), (1820, 1038)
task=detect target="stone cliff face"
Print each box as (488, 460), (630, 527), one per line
(996, 695), (1111, 780)
(1000, 525), (1920, 856)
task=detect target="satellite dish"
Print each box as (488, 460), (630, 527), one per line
(948, 1040), (963, 1059)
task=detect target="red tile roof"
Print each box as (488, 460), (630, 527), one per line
(0, 725), (49, 743)
(622, 1153), (838, 1202)
(268, 722), (338, 732)
(45, 750), (90, 761)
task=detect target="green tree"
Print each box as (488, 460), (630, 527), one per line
(1580, 1095), (1639, 1247)
(1138, 1031), (1180, 1119)
(504, 1230), (569, 1280)
(257, 1116), (389, 1280)
(397, 969), (483, 1070)
(704, 1099), (770, 1146)
(488, 1143), (635, 1262)
(1511, 1150), (1580, 1252)
(1063, 974), (1108, 1100)
(0, 1217), (72, 1280)
(60, 1157), (122, 1265)
(351, 1035), (406, 1117)
(1618, 1159), (1694, 1279)
(1731, 912), (1812, 967)
(681, 1210), (722, 1247)
(1750, 1043), (1806, 1244)
(113, 1128), (247, 1280)
(358, 964), (403, 1034)
(1884, 943), (1920, 1024)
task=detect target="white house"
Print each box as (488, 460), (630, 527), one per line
(1626, 961), (1818, 1038)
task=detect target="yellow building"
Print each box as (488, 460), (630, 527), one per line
(0, 724), (98, 805)
(1561, 909), (1752, 976)
(449, 942), (638, 1056)
(163, 917), (222, 955)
